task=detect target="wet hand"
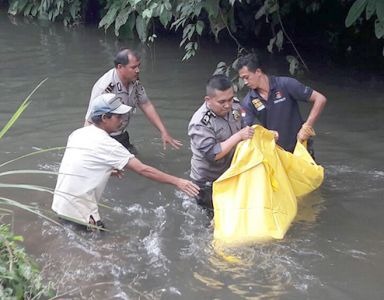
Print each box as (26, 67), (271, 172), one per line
(238, 126), (255, 141)
(297, 123), (316, 143)
(111, 169), (124, 179)
(176, 179), (200, 197)
(162, 132), (183, 150)
(270, 130), (279, 141)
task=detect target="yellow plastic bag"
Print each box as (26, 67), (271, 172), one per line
(212, 125), (324, 245)
(277, 141), (324, 197)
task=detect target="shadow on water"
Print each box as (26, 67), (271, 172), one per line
(1, 11), (384, 300)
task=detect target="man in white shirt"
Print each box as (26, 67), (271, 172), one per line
(53, 93), (199, 229)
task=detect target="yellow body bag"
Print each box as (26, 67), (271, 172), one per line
(212, 125), (324, 245)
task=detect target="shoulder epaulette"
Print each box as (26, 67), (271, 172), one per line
(104, 82), (114, 93)
(201, 110), (216, 125)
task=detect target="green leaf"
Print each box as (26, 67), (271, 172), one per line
(366, 0), (376, 20)
(255, 4), (266, 20)
(345, 0), (368, 27)
(267, 36), (276, 53)
(375, 19), (384, 38)
(377, 0), (384, 21)
(135, 15), (147, 42)
(115, 7), (132, 36)
(203, 0), (220, 18)
(8, 0), (19, 16)
(142, 8), (153, 19)
(99, 5), (119, 29)
(164, 1), (172, 11)
(12, 235), (24, 242)
(286, 55), (299, 75)
(159, 9), (172, 27)
(69, 0), (80, 21)
(275, 29), (283, 51)
(196, 20), (204, 35)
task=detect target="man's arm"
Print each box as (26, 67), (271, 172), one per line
(139, 100), (183, 150)
(215, 126), (254, 160)
(298, 90), (327, 142)
(305, 90), (327, 127)
(124, 157), (199, 196)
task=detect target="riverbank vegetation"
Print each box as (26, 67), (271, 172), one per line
(0, 80), (57, 299)
(1, 0), (383, 72)
(0, 225), (53, 299)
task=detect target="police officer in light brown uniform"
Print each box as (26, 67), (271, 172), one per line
(188, 74), (254, 214)
(85, 48), (182, 154)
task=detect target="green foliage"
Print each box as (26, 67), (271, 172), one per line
(0, 224), (54, 299)
(8, 0), (82, 26)
(345, 0), (384, 44)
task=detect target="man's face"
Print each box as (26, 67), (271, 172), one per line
(238, 66), (262, 90)
(103, 114), (124, 133)
(206, 87), (234, 117)
(118, 54), (140, 82)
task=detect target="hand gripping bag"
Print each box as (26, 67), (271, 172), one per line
(212, 125), (324, 245)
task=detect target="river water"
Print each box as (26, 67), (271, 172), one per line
(1, 11), (384, 300)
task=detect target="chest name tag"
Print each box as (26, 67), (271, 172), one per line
(252, 98), (265, 111)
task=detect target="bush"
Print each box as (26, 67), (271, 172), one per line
(0, 224), (54, 299)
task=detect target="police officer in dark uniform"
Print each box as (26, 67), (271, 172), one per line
(235, 54), (327, 157)
(84, 48), (182, 154)
(188, 74), (254, 215)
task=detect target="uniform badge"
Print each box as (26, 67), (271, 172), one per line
(232, 109), (241, 121)
(252, 98), (265, 111)
(201, 110), (215, 125)
(105, 82), (114, 93)
(117, 82), (122, 92)
(274, 90), (286, 104)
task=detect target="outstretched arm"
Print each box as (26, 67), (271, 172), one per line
(124, 157), (199, 197)
(139, 101), (183, 150)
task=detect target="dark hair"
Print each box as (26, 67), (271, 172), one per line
(113, 49), (141, 67)
(206, 74), (233, 96)
(91, 112), (113, 124)
(235, 54), (262, 73)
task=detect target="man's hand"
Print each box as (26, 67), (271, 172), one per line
(175, 178), (200, 197)
(269, 130), (279, 141)
(297, 123), (316, 143)
(111, 169), (124, 179)
(161, 132), (183, 150)
(238, 126), (255, 141)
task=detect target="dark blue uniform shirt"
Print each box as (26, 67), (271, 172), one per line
(242, 76), (313, 152)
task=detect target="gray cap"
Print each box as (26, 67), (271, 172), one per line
(91, 93), (132, 117)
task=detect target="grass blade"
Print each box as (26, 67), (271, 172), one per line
(0, 78), (48, 140)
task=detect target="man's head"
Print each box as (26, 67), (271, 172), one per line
(235, 54), (265, 90)
(114, 48), (141, 83)
(205, 74), (234, 117)
(90, 94), (132, 133)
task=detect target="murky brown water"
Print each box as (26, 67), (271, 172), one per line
(1, 11), (384, 300)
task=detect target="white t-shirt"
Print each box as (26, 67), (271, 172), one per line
(52, 125), (134, 223)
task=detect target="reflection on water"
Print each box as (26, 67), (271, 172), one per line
(1, 11), (384, 300)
